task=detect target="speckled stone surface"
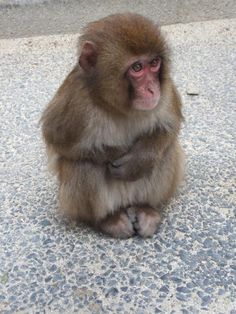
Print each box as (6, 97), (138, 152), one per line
(0, 19), (235, 313)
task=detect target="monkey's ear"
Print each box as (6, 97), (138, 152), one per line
(79, 41), (98, 71)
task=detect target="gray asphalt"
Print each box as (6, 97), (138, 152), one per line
(0, 16), (236, 314)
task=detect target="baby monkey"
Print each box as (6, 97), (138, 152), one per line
(41, 13), (184, 238)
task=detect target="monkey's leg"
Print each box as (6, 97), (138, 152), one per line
(57, 159), (164, 238)
(57, 159), (136, 238)
(127, 206), (162, 238)
(57, 159), (111, 222)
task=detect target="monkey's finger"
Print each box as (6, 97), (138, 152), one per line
(110, 154), (132, 168)
(107, 163), (126, 178)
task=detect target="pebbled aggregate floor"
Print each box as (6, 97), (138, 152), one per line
(0, 19), (236, 313)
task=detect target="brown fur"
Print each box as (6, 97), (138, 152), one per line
(41, 13), (184, 238)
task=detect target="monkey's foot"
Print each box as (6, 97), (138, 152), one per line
(99, 211), (135, 239)
(127, 206), (161, 238)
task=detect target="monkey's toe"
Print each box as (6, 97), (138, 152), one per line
(135, 207), (161, 238)
(100, 211), (135, 239)
(126, 207), (138, 224)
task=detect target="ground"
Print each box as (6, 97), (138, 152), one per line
(0, 18), (235, 313)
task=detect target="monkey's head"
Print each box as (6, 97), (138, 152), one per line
(78, 13), (169, 115)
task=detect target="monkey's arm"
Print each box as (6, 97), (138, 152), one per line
(42, 110), (127, 164)
(42, 102), (127, 164)
(107, 128), (176, 181)
(41, 66), (127, 164)
(53, 143), (127, 165)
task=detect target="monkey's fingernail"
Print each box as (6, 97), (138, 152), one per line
(110, 161), (121, 168)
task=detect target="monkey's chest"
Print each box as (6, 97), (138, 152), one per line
(80, 111), (158, 150)
(81, 120), (134, 150)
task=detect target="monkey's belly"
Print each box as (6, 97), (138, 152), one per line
(105, 147), (183, 212)
(57, 143), (184, 221)
(103, 142), (184, 213)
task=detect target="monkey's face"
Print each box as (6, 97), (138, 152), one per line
(79, 42), (164, 115)
(126, 55), (161, 111)
(79, 13), (169, 115)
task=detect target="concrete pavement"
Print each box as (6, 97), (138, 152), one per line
(0, 16), (236, 314)
(0, 0), (236, 39)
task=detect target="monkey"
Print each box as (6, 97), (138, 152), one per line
(41, 13), (184, 238)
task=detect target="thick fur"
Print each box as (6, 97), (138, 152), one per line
(41, 13), (184, 237)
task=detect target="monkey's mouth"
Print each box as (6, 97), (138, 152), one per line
(133, 97), (159, 111)
(132, 81), (160, 111)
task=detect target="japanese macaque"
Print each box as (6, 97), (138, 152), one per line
(41, 13), (184, 238)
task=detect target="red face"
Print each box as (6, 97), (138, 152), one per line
(127, 56), (161, 111)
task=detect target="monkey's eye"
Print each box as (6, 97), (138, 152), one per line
(131, 62), (143, 72)
(150, 57), (160, 68)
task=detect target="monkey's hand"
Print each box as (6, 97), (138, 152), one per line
(81, 145), (128, 165)
(107, 141), (156, 181)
